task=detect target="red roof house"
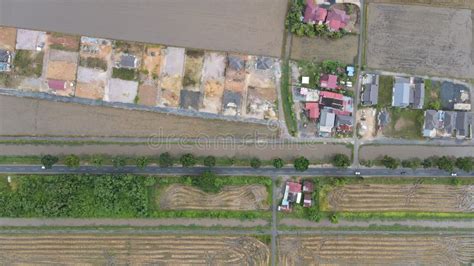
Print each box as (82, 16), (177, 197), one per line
(304, 0), (328, 24)
(303, 181), (314, 192)
(305, 102), (320, 120)
(326, 9), (349, 31)
(288, 182), (302, 193)
(320, 74), (338, 89)
(320, 90), (344, 101)
(47, 79), (66, 91)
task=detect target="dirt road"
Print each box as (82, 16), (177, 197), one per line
(360, 145), (474, 160)
(0, 0), (287, 57)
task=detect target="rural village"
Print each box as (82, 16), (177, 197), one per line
(0, 0), (473, 265)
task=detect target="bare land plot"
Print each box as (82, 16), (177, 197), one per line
(160, 47), (185, 107)
(107, 78), (139, 103)
(367, 0), (474, 9)
(75, 66), (107, 100)
(159, 184), (269, 211)
(137, 84), (158, 106)
(16, 29), (46, 51)
(200, 52), (226, 114)
(0, 0), (287, 57)
(0, 26), (16, 50)
(0, 95), (278, 138)
(291, 35), (359, 64)
(183, 50), (204, 91)
(326, 184), (474, 212)
(367, 4), (474, 79)
(0, 234), (270, 265)
(360, 145), (474, 160)
(278, 235), (474, 265)
(47, 32), (80, 51)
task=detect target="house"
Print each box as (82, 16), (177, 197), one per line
(305, 102), (320, 120)
(301, 76), (310, 85)
(422, 109), (439, 138)
(228, 56), (245, 71)
(320, 90), (344, 110)
(255, 57), (274, 70)
(336, 114), (353, 133)
(319, 108), (335, 136)
(119, 54), (138, 69)
(361, 74), (379, 106)
(299, 88), (320, 102)
(346, 66), (355, 77)
(0, 49), (12, 72)
(377, 109), (390, 129)
(326, 8), (349, 31)
(320, 74), (338, 89)
(392, 77), (424, 109)
(440, 81), (471, 111)
(303, 0), (328, 24)
(303, 180), (314, 192)
(422, 110), (472, 139)
(303, 193), (312, 207)
(279, 181), (302, 212)
(47, 79), (67, 91)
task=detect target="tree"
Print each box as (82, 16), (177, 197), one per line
(294, 156), (310, 171)
(450, 177), (461, 186)
(436, 156), (455, 172)
(41, 155), (58, 169)
(135, 156), (149, 169)
(329, 213), (339, 224)
(306, 207), (321, 222)
(332, 154), (350, 168)
(203, 156), (216, 168)
(422, 157), (435, 168)
(180, 153), (196, 167)
(90, 155), (104, 167)
(159, 152), (173, 168)
(272, 158), (284, 169)
(65, 154), (80, 168)
(250, 158), (262, 169)
(112, 156), (126, 168)
(191, 171), (220, 193)
(401, 158), (421, 169)
(455, 157), (473, 172)
(381, 156), (399, 169)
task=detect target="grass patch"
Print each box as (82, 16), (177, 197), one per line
(377, 75), (394, 107)
(382, 108), (424, 139)
(281, 60), (298, 136)
(112, 67), (137, 81)
(0, 156), (41, 165)
(337, 211), (474, 220)
(13, 50), (44, 78)
(424, 79), (441, 110)
(80, 57), (107, 71)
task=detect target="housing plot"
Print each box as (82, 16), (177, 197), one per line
(0, 234), (270, 265)
(279, 235), (474, 265)
(76, 36), (112, 100)
(325, 184), (474, 212)
(223, 53), (248, 116)
(366, 4), (474, 79)
(137, 45), (163, 106)
(45, 49), (79, 96)
(159, 184), (269, 211)
(180, 49), (204, 110)
(200, 51), (227, 114)
(47, 32), (80, 52)
(0, 26), (17, 51)
(160, 46), (185, 107)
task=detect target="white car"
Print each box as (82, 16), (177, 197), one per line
(451, 172), (457, 177)
(41, 166), (46, 170)
(354, 171), (361, 176)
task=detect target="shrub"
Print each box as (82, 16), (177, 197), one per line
(422, 157), (435, 168)
(250, 158), (262, 169)
(41, 155), (58, 169)
(180, 154), (196, 167)
(332, 154), (350, 168)
(294, 156), (309, 171)
(90, 155), (104, 167)
(144, 177), (156, 187)
(80, 57), (107, 71)
(112, 156), (127, 168)
(112, 67), (136, 80)
(435, 156), (455, 172)
(159, 152), (173, 168)
(450, 177), (461, 186)
(191, 171), (220, 193)
(381, 156), (399, 169)
(329, 213), (339, 224)
(401, 158), (421, 169)
(135, 156), (149, 169)
(65, 154), (80, 168)
(455, 157), (473, 172)
(272, 158), (284, 169)
(203, 156), (216, 168)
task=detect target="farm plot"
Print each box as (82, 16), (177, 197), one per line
(160, 47), (185, 107)
(200, 52), (227, 114)
(0, 26), (17, 51)
(0, 234), (270, 265)
(367, 4), (474, 79)
(325, 184), (474, 212)
(159, 184), (269, 211)
(278, 235), (474, 266)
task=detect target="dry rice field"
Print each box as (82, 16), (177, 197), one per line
(159, 184), (269, 211)
(325, 184), (474, 212)
(279, 235), (474, 265)
(0, 234), (269, 265)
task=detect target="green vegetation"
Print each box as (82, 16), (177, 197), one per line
(190, 171), (221, 193)
(135, 156), (149, 169)
(297, 60), (348, 88)
(90, 155), (104, 167)
(112, 67), (137, 81)
(281, 60), (298, 136)
(424, 79), (441, 110)
(112, 156), (127, 168)
(455, 157), (473, 172)
(332, 154), (350, 168)
(0, 73), (14, 87)
(286, 0), (348, 39)
(381, 155), (399, 169)
(250, 158), (262, 169)
(80, 57), (107, 71)
(180, 154), (196, 167)
(272, 158), (284, 169)
(203, 156), (216, 168)
(401, 158), (421, 169)
(383, 108), (424, 139)
(41, 155), (58, 169)
(159, 152), (173, 168)
(294, 156), (309, 171)
(435, 156), (455, 172)
(13, 50), (44, 78)
(377, 75), (394, 107)
(64, 154), (80, 168)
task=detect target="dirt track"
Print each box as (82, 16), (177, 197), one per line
(0, 0), (287, 57)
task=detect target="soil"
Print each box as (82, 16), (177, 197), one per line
(142, 46), (162, 79)
(0, 234), (270, 265)
(291, 35), (359, 65)
(367, 0), (474, 9)
(357, 108), (377, 140)
(326, 184), (474, 212)
(75, 81), (105, 100)
(137, 84), (158, 107)
(278, 235), (474, 265)
(160, 76), (182, 107)
(183, 50), (204, 91)
(201, 80), (224, 114)
(0, 26), (17, 51)
(159, 184), (269, 211)
(0, 95), (279, 138)
(47, 32), (80, 51)
(46, 60), (78, 81)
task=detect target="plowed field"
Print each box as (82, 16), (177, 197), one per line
(0, 234), (269, 265)
(279, 235), (474, 265)
(159, 184), (269, 211)
(325, 184), (474, 212)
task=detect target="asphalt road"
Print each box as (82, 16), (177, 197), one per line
(0, 165), (471, 177)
